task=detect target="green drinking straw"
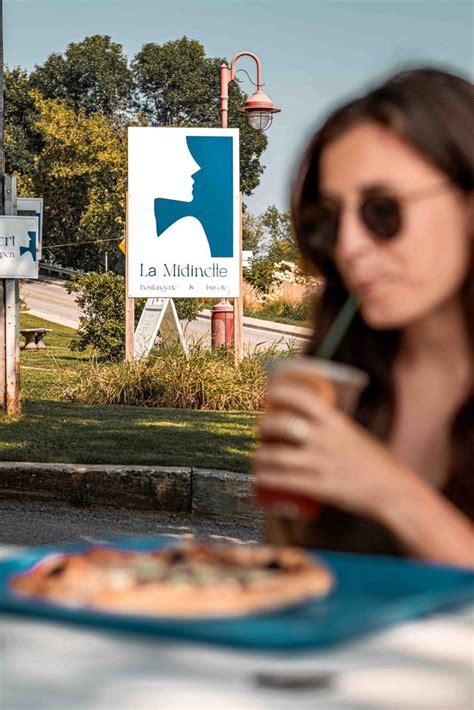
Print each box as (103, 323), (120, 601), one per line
(317, 294), (359, 359)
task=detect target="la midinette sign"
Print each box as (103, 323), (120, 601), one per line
(127, 127), (240, 298)
(0, 216), (39, 279)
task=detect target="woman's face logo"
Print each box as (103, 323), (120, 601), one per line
(166, 137), (201, 202)
(154, 134), (235, 259)
(141, 132), (201, 203)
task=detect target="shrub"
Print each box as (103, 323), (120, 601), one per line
(66, 272), (202, 360)
(243, 255), (275, 293)
(58, 342), (297, 411)
(66, 272), (131, 360)
(267, 281), (307, 309)
(271, 260), (306, 285)
(174, 297), (205, 331)
(257, 276), (324, 324)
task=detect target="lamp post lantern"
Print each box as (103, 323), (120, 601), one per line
(220, 51), (280, 131)
(214, 51), (280, 359)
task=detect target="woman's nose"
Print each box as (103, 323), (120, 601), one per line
(190, 158), (201, 177)
(334, 206), (373, 263)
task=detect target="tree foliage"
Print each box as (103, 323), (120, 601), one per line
(28, 94), (127, 271)
(4, 67), (41, 183)
(243, 205), (299, 292)
(66, 272), (129, 360)
(29, 35), (133, 119)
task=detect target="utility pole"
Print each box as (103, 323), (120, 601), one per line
(0, 0), (6, 409)
(0, 0), (21, 415)
(0, 0), (4, 195)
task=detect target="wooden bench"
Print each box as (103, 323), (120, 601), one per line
(20, 328), (52, 350)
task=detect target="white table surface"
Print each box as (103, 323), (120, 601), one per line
(0, 546), (472, 710)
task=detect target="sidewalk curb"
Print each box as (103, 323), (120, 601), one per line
(0, 462), (261, 521)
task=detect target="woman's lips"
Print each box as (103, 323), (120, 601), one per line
(352, 277), (388, 298)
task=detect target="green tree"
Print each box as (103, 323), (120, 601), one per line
(242, 208), (265, 259)
(262, 205), (298, 263)
(66, 272), (129, 359)
(3, 67), (41, 185)
(132, 37), (267, 195)
(31, 94), (127, 270)
(243, 205), (301, 292)
(29, 35), (133, 120)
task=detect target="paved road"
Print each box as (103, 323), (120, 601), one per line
(21, 279), (309, 350)
(0, 501), (263, 547)
(21, 278), (81, 328)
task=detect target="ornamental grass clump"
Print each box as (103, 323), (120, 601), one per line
(59, 343), (295, 411)
(249, 261), (324, 324)
(242, 280), (264, 315)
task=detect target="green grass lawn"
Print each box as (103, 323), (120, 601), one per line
(248, 311), (312, 329)
(0, 314), (258, 472)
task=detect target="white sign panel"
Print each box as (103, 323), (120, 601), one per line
(0, 216), (39, 278)
(17, 197), (43, 260)
(128, 127), (240, 298)
(134, 298), (187, 360)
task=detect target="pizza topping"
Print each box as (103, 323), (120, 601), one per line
(264, 559), (284, 570)
(134, 559), (168, 584)
(46, 561), (67, 577)
(107, 569), (135, 591)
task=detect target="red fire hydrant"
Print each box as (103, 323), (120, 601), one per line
(211, 299), (234, 347)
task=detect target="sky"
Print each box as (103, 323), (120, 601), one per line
(4, 0), (473, 215)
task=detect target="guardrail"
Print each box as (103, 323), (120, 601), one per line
(39, 262), (84, 280)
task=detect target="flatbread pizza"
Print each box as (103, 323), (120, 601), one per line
(10, 543), (333, 617)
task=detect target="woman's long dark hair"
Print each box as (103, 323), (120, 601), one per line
(291, 67), (474, 518)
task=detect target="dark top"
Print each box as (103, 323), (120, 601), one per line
(309, 507), (403, 556)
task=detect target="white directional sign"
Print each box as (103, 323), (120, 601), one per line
(0, 216), (39, 278)
(127, 127), (240, 298)
(17, 198), (43, 260)
(134, 298), (187, 360)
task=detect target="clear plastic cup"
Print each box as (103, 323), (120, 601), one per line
(255, 358), (369, 525)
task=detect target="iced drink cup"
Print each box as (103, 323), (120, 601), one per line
(255, 358), (369, 540)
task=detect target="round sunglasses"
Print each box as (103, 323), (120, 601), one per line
(305, 181), (453, 251)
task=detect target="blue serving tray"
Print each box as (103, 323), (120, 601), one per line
(0, 536), (472, 651)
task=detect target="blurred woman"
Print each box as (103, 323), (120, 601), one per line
(254, 68), (473, 567)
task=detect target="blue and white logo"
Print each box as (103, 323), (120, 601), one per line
(155, 135), (234, 258)
(0, 216), (39, 279)
(128, 127), (240, 298)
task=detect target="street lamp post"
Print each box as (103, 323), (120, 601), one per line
(217, 51), (280, 361)
(220, 51), (280, 130)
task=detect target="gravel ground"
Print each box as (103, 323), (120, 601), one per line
(0, 500), (264, 548)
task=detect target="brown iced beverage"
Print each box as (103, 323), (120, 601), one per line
(256, 358), (369, 546)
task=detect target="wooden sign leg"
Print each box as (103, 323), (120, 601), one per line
(0, 280), (5, 411)
(124, 193), (135, 362)
(5, 279), (20, 415)
(1, 176), (21, 415)
(233, 193), (244, 364)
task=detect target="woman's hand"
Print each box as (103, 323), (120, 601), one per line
(254, 378), (415, 523)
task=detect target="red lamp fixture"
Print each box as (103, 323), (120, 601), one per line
(220, 51), (281, 131)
